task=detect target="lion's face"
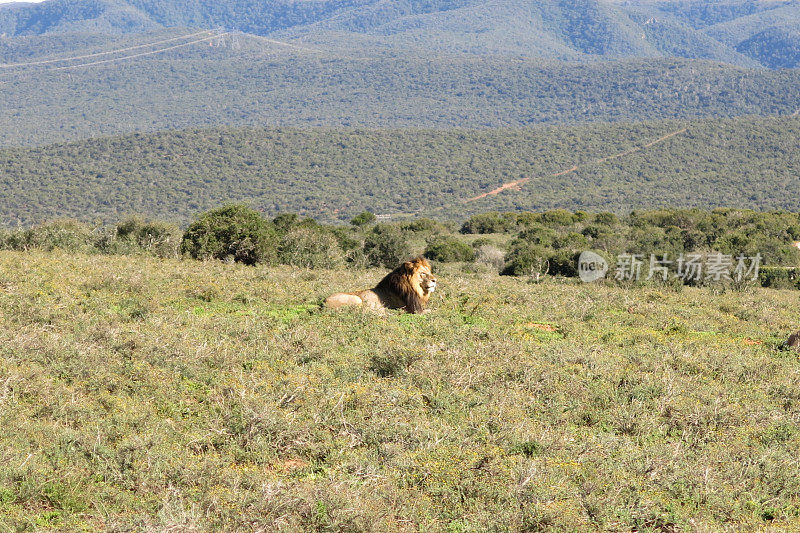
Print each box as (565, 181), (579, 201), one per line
(407, 258), (436, 297)
(418, 268), (437, 295)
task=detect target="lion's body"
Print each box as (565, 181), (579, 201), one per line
(325, 257), (436, 314)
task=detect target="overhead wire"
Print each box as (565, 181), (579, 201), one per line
(50, 32), (229, 70)
(0, 29), (216, 69)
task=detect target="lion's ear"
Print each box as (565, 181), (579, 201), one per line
(405, 257), (427, 270)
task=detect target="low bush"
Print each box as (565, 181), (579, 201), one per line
(0, 219), (97, 253)
(461, 212), (518, 234)
(114, 216), (181, 258)
(363, 224), (414, 268)
(501, 242), (550, 276)
(758, 267), (799, 289)
(180, 204), (277, 265)
(350, 211), (376, 227)
(279, 227), (344, 269)
(424, 236), (475, 262)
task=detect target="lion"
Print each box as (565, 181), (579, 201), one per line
(325, 257), (436, 314)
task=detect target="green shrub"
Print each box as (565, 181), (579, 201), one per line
(363, 224), (413, 268)
(3, 220), (97, 253)
(272, 213), (302, 233)
(517, 225), (557, 247)
(553, 231), (589, 251)
(539, 209), (577, 228)
(279, 227), (344, 269)
(758, 267), (798, 289)
(403, 218), (456, 233)
(501, 242), (550, 276)
(350, 211), (376, 227)
(330, 226), (361, 252)
(1, 218), (180, 257)
(548, 249), (580, 277)
(115, 216), (180, 258)
(273, 213), (320, 235)
(470, 237), (494, 249)
(400, 218), (442, 233)
(592, 212), (619, 226)
(461, 212), (517, 234)
(180, 204), (277, 265)
(424, 236), (475, 263)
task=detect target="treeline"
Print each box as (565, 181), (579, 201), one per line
(462, 208), (800, 287)
(3, 206), (800, 289)
(0, 205), (455, 270)
(1, 116), (799, 225)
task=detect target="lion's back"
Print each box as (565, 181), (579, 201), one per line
(324, 292), (364, 309)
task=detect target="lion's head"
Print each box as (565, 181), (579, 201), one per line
(402, 257), (437, 300)
(379, 257), (437, 313)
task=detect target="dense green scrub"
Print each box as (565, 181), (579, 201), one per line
(1, 116), (799, 225)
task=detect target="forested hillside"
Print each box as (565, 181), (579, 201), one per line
(0, 0), (797, 67)
(0, 1), (797, 146)
(1, 116), (798, 226)
(1, 45), (798, 147)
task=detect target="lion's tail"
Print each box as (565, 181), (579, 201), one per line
(324, 293), (363, 309)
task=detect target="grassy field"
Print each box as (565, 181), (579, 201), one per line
(2, 250), (800, 531)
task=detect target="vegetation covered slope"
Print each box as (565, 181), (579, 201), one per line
(737, 25), (800, 68)
(0, 0), (797, 67)
(1, 116), (798, 225)
(0, 0), (376, 37)
(1, 250), (800, 530)
(2, 40), (798, 147)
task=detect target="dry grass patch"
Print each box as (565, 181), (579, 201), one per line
(0, 251), (799, 530)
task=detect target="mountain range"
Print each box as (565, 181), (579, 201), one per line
(0, 0), (798, 223)
(0, 0), (798, 67)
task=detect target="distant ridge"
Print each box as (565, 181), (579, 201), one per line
(0, 0), (798, 67)
(0, 50), (798, 147)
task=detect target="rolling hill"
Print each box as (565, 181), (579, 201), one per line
(1, 115), (798, 226)
(0, 0), (797, 67)
(0, 1), (797, 147)
(0, 41), (798, 147)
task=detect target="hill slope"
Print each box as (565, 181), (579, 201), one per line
(0, 1), (797, 147)
(0, 0), (797, 67)
(1, 116), (798, 226)
(274, 0), (765, 65)
(0, 0), (374, 37)
(0, 42), (798, 147)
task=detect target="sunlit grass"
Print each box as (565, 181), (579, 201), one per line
(1, 250), (799, 530)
